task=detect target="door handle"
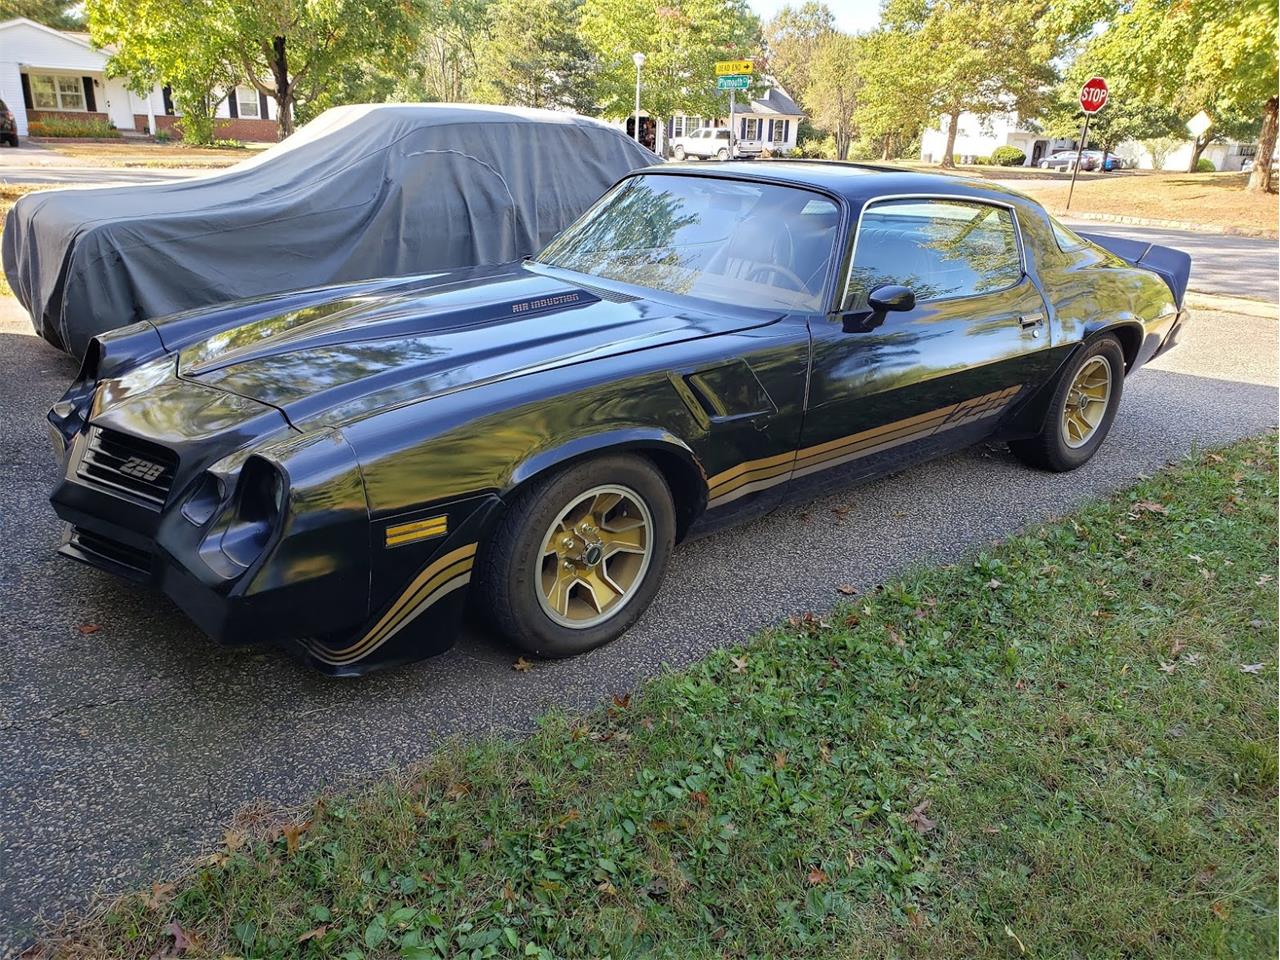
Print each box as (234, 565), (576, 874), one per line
(1018, 312), (1045, 328)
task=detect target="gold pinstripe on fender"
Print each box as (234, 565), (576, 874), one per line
(309, 543), (477, 666)
(707, 385), (1022, 508)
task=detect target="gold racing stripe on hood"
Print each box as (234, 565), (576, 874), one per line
(309, 543), (476, 666)
(708, 385), (1021, 508)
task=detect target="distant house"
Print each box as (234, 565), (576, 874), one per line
(919, 108), (1257, 171)
(624, 82), (805, 156)
(0, 17), (278, 141)
(919, 111), (1074, 166)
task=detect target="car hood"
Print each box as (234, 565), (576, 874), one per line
(174, 264), (780, 426)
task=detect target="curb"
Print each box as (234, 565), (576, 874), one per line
(1186, 291), (1279, 319)
(1066, 210), (1278, 240)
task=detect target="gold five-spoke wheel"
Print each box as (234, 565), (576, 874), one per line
(537, 484), (654, 629)
(1060, 355), (1112, 449)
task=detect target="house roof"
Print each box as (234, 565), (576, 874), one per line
(749, 86), (802, 116)
(0, 17), (98, 51)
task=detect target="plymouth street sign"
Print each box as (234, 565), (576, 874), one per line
(716, 75), (751, 90)
(715, 60), (754, 76)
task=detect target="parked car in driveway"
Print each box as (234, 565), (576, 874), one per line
(1038, 151), (1096, 171)
(0, 98), (18, 147)
(1081, 150), (1124, 171)
(3, 103), (658, 359)
(671, 127), (760, 160)
(47, 163), (1190, 675)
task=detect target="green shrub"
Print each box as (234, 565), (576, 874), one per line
(991, 145), (1027, 166)
(27, 117), (121, 139)
(1196, 157), (1216, 172)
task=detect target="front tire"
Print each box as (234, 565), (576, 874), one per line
(673, 145), (686, 160)
(717, 147), (730, 161)
(1010, 335), (1125, 472)
(1039, 160), (1050, 169)
(478, 454), (675, 658)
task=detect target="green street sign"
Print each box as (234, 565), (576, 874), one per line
(716, 75), (750, 90)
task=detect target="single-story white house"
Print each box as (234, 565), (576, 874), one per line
(919, 108), (1257, 171)
(0, 17), (279, 141)
(919, 111), (1075, 166)
(623, 83), (805, 156)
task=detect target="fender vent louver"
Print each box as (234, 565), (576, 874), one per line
(76, 427), (178, 509)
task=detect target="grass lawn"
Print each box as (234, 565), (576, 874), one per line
(38, 435), (1278, 960)
(891, 162), (1278, 237)
(35, 141), (258, 169)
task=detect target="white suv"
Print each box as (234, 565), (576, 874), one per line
(671, 127), (760, 161)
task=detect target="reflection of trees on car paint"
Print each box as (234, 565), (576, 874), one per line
(540, 179), (702, 295)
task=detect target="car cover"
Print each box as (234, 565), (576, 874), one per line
(3, 103), (658, 358)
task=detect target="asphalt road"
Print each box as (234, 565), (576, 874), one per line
(1, 279), (1277, 951)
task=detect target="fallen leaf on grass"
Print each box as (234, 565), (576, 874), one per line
(690, 790), (709, 808)
(296, 925), (328, 944)
(773, 750), (788, 770)
(1211, 901), (1230, 920)
(836, 583), (858, 596)
(282, 820), (311, 854)
(443, 783), (470, 800)
(907, 907), (927, 929)
(806, 867), (828, 886)
(611, 692), (631, 711)
(142, 882), (175, 911)
(1132, 500), (1169, 515)
(987, 578), (1003, 589)
(1239, 663), (1264, 674)
(163, 920), (197, 956)
(513, 656), (533, 672)
(906, 800), (936, 834)
(223, 829), (246, 852)
(1158, 660), (1177, 674)
(730, 655), (748, 674)
(886, 627), (904, 647)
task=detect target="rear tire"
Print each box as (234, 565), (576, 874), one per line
(1010, 335), (1125, 472)
(478, 454), (675, 658)
(1039, 160), (1050, 169)
(2, 133), (17, 148)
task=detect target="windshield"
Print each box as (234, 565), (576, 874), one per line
(534, 173), (841, 312)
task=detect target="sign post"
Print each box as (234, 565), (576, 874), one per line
(1067, 76), (1109, 210)
(715, 60), (753, 158)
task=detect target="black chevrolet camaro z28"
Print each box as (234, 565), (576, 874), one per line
(47, 163), (1191, 674)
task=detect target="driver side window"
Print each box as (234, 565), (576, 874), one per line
(842, 198), (1023, 311)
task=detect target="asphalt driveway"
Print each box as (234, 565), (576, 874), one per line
(0, 281), (1276, 950)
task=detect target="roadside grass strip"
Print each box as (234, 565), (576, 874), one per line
(41, 436), (1278, 960)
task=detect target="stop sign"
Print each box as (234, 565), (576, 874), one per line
(1080, 76), (1109, 114)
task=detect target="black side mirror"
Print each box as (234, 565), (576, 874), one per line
(840, 284), (915, 333)
(868, 284), (915, 313)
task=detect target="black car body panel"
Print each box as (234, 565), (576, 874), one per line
(48, 162), (1189, 674)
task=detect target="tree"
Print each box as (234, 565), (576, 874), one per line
(801, 32), (860, 160)
(580, 0), (760, 144)
(226, 0), (417, 138)
(882, 0), (1058, 168)
(851, 28), (933, 160)
(392, 0), (492, 103)
(762, 2), (834, 100)
(1066, 0), (1278, 189)
(87, 0), (239, 144)
(473, 0), (597, 112)
(0, 0), (82, 27)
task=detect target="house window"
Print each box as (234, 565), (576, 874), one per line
(771, 119), (787, 144)
(236, 87), (260, 119)
(29, 74), (86, 111)
(741, 117), (761, 140)
(673, 116), (704, 138)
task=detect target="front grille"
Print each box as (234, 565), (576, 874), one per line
(76, 427), (178, 509)
(68, 526), (153, 577)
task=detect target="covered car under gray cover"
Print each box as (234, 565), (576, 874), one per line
(3, 103), (658, 357)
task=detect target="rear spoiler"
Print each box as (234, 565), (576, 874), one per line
(1079, 232), (1191, 308)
